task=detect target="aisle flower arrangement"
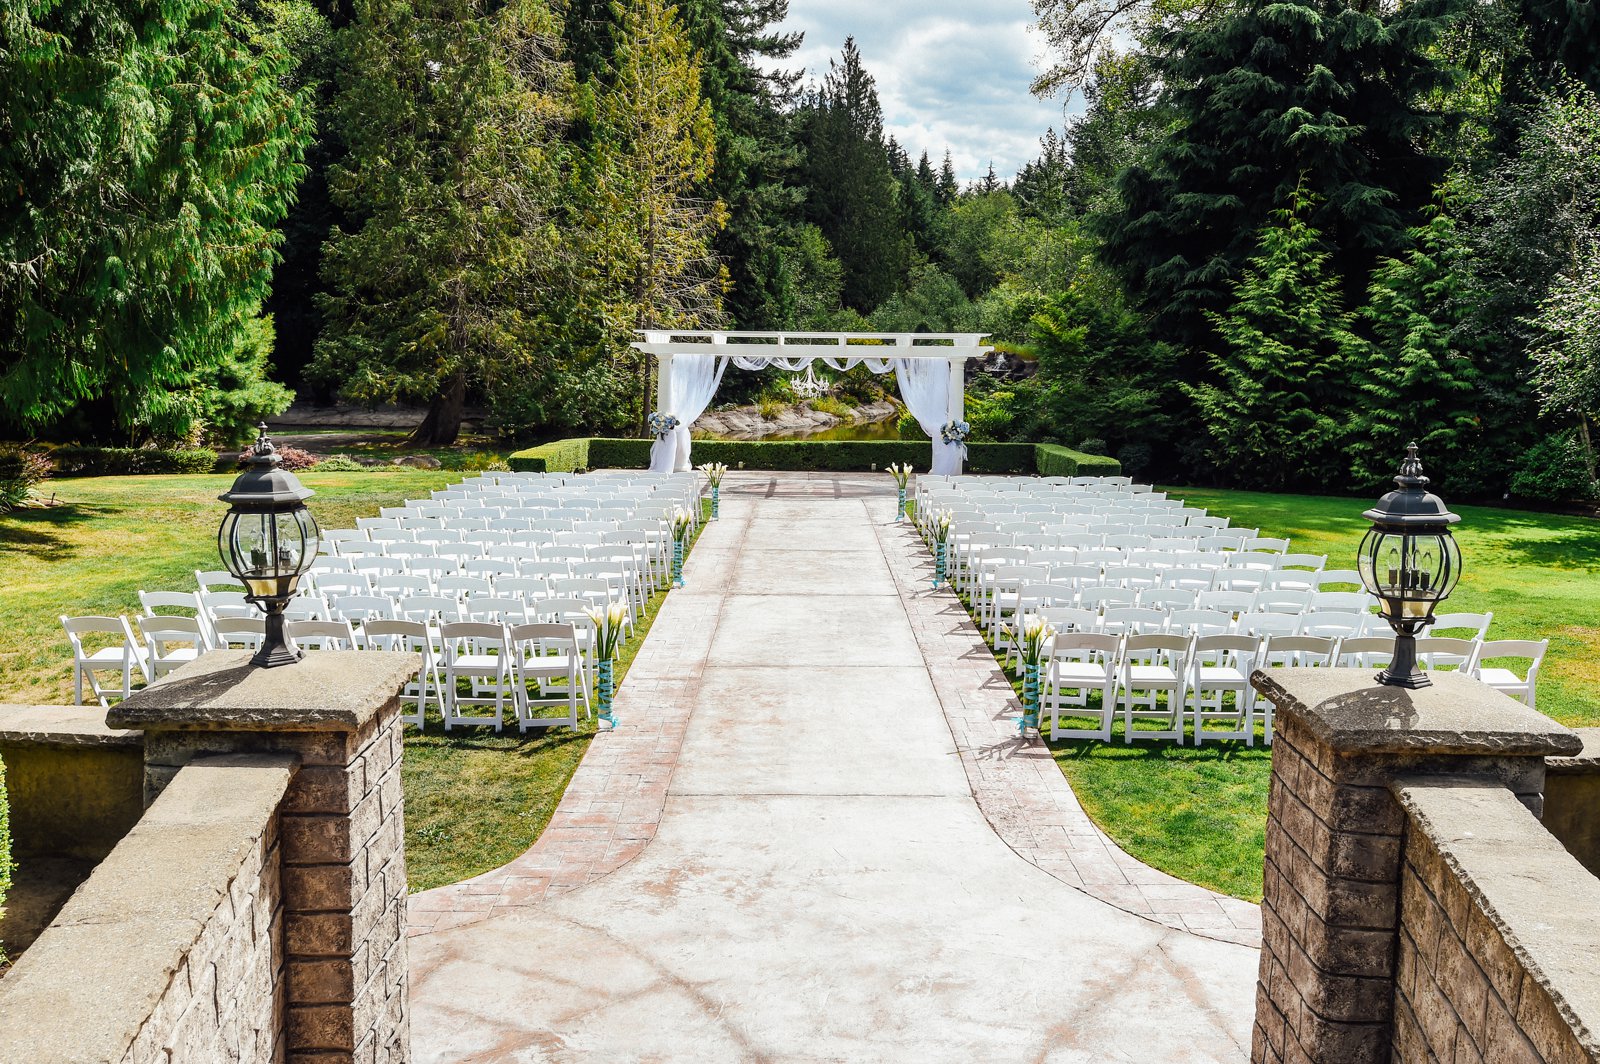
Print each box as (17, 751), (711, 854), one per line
(699, 461), (727, 519)
(929, 509), (952, 589)
(587, 602), (628, 728)
(1011, 614), (1055, 735)
(887, 463), (912, 522)
(669, 506), (693, 587)
(648, 412), (680, 439)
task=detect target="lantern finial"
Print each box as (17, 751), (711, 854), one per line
(1397, 441), (1426, 486)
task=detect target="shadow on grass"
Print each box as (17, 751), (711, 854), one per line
(0, 504), (117, 562)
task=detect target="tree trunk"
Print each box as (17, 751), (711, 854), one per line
(407, 371), (467, 446)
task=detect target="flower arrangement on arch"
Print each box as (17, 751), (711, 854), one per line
(586, 602), (629, 660)
(698, 461), (727, 487)
(648, 412), (680, 439)
(939, 420), (970, 446)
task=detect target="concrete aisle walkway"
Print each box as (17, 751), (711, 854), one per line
(408, 474), (1257, 1063)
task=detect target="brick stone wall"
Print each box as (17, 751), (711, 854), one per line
(1248, 669), (1582, 1064)
(120, 781), (285, 1064)
(1391, 780), (1600, 1064)
(126, 653), (416, 1064)
(0, 754), (296, 1063)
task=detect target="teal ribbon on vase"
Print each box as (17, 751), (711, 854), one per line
(672, 539), (686, 588)
(1020, 662), (1040, 735)
(934, 541), (946, 589)
(597, 659), (617, 728)
(711, 485), (720, 520)
(897, 487), (907, 522)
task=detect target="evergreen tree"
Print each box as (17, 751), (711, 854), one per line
(314, 0), (580, 445)
(937, 151), (960, 205)
(1186, 189), (1365, 489)
(589, 0), (727, 422)
(0, 0), (312, 443)
(798, 38), (908, 311)
(1347, 207), (1484, 489)
(1095, 0), (1462, 348)
(673, 0), (805, 329)
(978, 163), (1002, 194)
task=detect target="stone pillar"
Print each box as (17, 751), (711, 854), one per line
(110, 650), (420, 1064)
(1247, 668), (1580, 1064)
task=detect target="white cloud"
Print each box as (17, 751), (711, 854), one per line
(776, 0), (1082, 182)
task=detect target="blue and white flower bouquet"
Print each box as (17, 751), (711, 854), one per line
(648, 412), (680, 439)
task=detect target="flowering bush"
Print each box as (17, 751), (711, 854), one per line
(237, 443), (318, 471)
(0, 445), (51, 511)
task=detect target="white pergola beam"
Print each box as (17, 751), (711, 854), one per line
(633, 330), (992, 362)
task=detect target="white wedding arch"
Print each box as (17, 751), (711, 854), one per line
(631, 331), (993, 475)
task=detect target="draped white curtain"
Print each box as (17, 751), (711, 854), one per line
(729, 354), (897, 374)
(894, 358), (962, 475)
(648, 354), (730, 473)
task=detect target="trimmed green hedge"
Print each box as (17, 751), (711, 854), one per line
(49, 445), (221, 477)
(1035, 444), (1123, 478)
(510, 437), (1122, 476)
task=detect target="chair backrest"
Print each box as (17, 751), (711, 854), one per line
(1084, 587), (1139, 610)
(1431, 612), (1492, 639)
(211, 616), (267, 648)
(1237, 613), (1301, 638)
(1038, 606), (1098, 633)
(440, 621), (507, 644)
(360, 619), (430, 651)
(1197, 590), (1253, 616)
(1168, 609), (1233, 636)
(1311, 591), (1370, 613)
(395, 595), (462, 624)
(331, 595), (396, 623)
(286, 619), (361, 650)
(1050, 631), (1121, 659)
(1139, 588), (1197, 611)
(195, 569), (245, 593)
(1335, 636), (1396, 665)
(1262, 635), (1336, 665)
(140, 614), (206, 643)
(140, 591), (201, 615)
(1298, 613), (1365, 639)
(1316, 569), (1363, 589)
(1123, 633), (1190, 662)
(1472, 639), (1548, 675)
(1414, 637), (1479, 668)
(509, 622), (576, 647)
(438, 576), (494, 599)
(374, 575), (432, 598)
(1102, 607), (1166, 634)
(1192, 634), (1262, 663)
(1254, 589), (1312, 614)
(62, 615), (135, 644)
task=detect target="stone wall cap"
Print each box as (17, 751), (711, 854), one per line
(1393, 775), (1600, 1057)
(1250, 668), (1581, 757)
(107, 649), (420, 732)
(0, 704), (142, 748)
(0, 752), (297, 1063)
(1547, 727), (1600, 774)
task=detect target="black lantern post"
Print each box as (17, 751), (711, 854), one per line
(218, 425), (320, 667)
(1357, 443), (1462, 688)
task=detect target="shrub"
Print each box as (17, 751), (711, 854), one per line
(237, 443), (316, 471)
(1076, 437), (1108, 456)
(49, 445), (219, 477)
(0, 754), (10, 963)
(896, 412), (923, 439)
(1510, 430), (1598, 501)
(0, 445), (52, 511)
(1116, 442), (1155, 479)
(1035, 444), (1124, 477)
(312, 454), (367, 472)
(508, 437), (1087, 475)
(757, 397), (785, 421)
(437, 450), (511, 472)
(807, 396), (852, 418)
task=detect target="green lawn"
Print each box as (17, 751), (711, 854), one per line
(1043, 486), (1600, 902)
(0, 471), (699, 892)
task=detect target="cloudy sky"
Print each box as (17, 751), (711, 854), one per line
(775, 0), (1081, 184)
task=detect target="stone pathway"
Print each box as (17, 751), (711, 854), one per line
(407, 473), (1258, 1062)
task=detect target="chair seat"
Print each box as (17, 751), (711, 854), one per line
(451, 654), (504, 670)
(1478, 667), (1525, 687)
(84, 647), (132, 664)
(1127, 666), (1179, 684)
(1194, 666), (1247, 684)
(1054, 664), (1110, 685)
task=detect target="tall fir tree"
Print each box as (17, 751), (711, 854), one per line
(1095, 0), (1462, 348)
(1186, 188), (1365, 489)
(798, 38), (908, 311)
(1347, 207), (1484, 490)
(588, 0), (727, 424)
(314, 0), (580, 445)
(0, 0), (311, 443)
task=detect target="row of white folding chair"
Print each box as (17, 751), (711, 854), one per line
(991, 592), (1384, 648)
(967, 551), (1332, 595)
(433, 621), (584, 732)
(1042, 631), (1509, 745)
(306, 552), (646, 614)
(967, 557), (1346, 614)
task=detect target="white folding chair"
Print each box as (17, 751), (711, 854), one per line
(211, 616), (267, 650)
(140, 615), (210, 680)
(1469, 639), (1548, 709)
(362, 619), (439, 729)
(1189, 635), (1262, 745)
(286, 619), (363, 651)
(439, 621), (512, 731)
(508, 623), (582, 732)
(1046, 632), (1121, 741)
(61, 615), (142, 705)
(1120, 634), (1191, 743)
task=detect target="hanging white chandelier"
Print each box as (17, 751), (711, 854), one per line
(789, 364), (831, 399)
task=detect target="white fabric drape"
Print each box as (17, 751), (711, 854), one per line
(648, 354), (730, 473)
(894, 358), (962, 475)
(728, 354), (897, 374)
